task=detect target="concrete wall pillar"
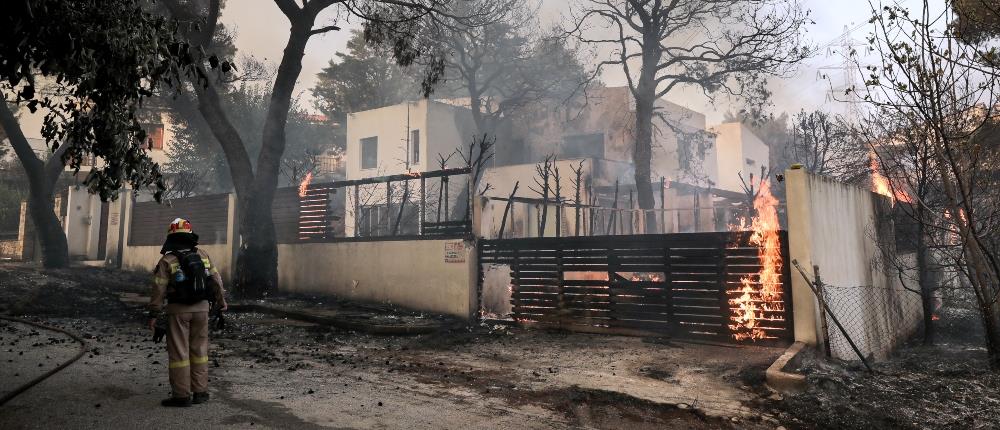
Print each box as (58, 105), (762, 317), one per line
(784, 168), (824, 348)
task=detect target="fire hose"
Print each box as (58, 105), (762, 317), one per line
(0, 316), (88, 407)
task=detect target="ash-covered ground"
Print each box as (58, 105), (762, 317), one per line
(1, 263), (998, 429)
(762, 302), (1000, 430)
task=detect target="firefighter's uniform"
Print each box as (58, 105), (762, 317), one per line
(147, 219), (226, 405)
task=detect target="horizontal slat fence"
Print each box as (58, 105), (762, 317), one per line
(479, 232), (793, 345)
(128, 194), (230, 246)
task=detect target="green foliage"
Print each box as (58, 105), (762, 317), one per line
(311, 29), (421, 145)
(165, 82), (336, 194)
(952, 0), (1000, 43)
(0, 185), (26, 232)
(0, 0), (226, 201)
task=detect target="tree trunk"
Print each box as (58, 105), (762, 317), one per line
(915, 218), (934, 345)
(27, 188), (68, 268)
(632, 90), (658, 233)
(232, 20), (313, 298)
(233, 191), (278, 298)
(0, 102), (69, 268)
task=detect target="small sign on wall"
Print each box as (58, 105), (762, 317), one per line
(444, 241), (465, 263)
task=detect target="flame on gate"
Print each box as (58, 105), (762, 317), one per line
(298, 172), (314, 198)
(728, 179), (785, 341)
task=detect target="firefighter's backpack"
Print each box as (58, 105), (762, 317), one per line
(167, 249), (212, 304)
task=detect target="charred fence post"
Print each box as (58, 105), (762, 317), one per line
(628, 189), (635, 235)
(443, 176), (450, 222)
(353, 185), (360, 235)
(554, 165), (562, 238)
(571, 160), (584, 237)
(660, 177), (666, 234)
(792, 260), (873, 372)
(607, 180), (619, 235)
(392, 180), (409, 236)
(385, 181), (392, 235)
(419, 177), (426, 235)
(498, 182), (519, 239)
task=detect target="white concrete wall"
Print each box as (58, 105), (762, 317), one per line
(710, 122), (771, 193)
(343, 100), (475, 237)
(63, 186), (102, 260)
(426, 99), (477, 164)
(277, 239), (478, 319)
(785, 169), (922, 361)
(650, 97), (711, 186)
(346, 99), (475, 180)
(122, 243), (234, 285)
(103, 198), (125, 266)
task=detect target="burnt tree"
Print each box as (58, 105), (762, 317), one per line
(568, 0), (810, 231)
(162, 0), (489, 297)
(863, 1), (1000, 365)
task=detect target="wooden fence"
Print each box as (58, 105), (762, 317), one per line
(479, 232), (794, 345)
(128, 194), (230, 246)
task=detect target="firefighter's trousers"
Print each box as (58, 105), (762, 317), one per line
(166, 311), (209, 398)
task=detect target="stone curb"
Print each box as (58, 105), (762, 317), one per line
(765, 341), (808, 394)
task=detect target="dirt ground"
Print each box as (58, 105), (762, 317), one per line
(2, 264), (999, 429)
(0, 264), (780, 429)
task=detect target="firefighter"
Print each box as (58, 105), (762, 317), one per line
(147, 218), (227, 407)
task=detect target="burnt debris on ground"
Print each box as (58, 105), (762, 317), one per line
(762, 303), (1000, 430)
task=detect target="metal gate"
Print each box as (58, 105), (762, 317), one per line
(479, 232), (794, 345)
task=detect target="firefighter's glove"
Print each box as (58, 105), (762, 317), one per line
(211, 307), (226, 332)
(152, 319), (167, 343)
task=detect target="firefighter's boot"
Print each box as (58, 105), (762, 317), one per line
(160, 396), (192, 407)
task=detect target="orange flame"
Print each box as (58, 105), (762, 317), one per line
(298, 172), (314, 198)
(870, 154), (913, 205)
(729, 179), (785, 341)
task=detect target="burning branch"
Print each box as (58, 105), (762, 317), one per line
(298, 171), (314, 198)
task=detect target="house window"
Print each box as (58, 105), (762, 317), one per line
(410, 130), (420, 164)
(144, 124), (164, 150)
(361, 136), (378, 170)
(562, 133), (604, 158)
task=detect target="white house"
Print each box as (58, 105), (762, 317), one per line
(343, 99), (476, 237)
(345, 99), (476, 180)
(708, 122), (771, 194)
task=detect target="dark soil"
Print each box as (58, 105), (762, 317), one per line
(0, 264), (146, 321)
(510, 386), (741, 429)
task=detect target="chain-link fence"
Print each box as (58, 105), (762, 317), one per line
(818, 284), (924, 362)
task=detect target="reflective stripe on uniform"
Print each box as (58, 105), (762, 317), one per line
(169, 359), (190, 369)
(168, 262), (180, 273)
(191, 355), (209, 365)
(201, 258), (212, 270)
(155, 276), (169, 287)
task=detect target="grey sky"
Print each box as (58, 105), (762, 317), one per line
(12, 0), (914, 140)
(222, 0), (904, 124)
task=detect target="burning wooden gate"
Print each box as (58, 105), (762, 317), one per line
(478, 232), (794, 345)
